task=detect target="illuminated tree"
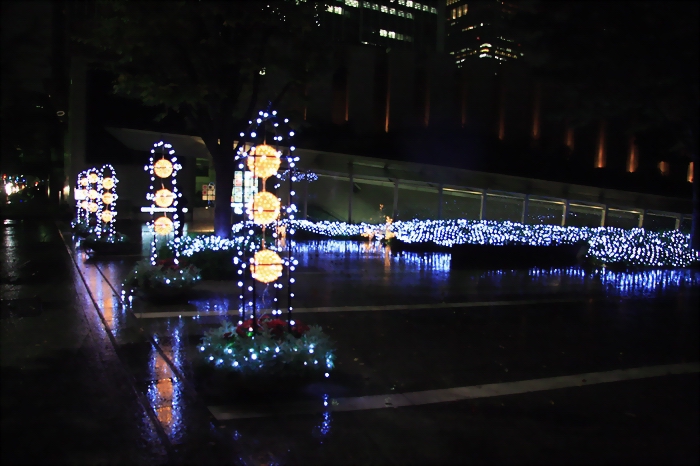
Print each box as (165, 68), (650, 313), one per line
(74, 1), (330, 237)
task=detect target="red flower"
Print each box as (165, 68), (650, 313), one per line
(234, 316), (310, 339)
(291, 320), (310, 338)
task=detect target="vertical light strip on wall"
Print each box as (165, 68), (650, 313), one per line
(531, 82), (541, 140)
(627, 135), (638, 172)
(565, 127), (574, 151)
(596, 120), (606, 168)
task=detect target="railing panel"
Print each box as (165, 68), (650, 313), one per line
(527, 199), (564, 225)
(441, 189), (482, 220)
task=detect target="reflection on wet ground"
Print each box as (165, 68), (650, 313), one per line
(48, 225), (700, 464)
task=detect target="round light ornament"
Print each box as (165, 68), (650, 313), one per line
(88, 172), (99, 184)
(247, 144), (281, 179)
(101, 192), (115, 205)
(101, 210), (114, 223)
(80, 200), (89, 210)
(154, 216), (174, 235)
(250, 249), (284, 283)
(247, 192), (280, 225)
(88, 202), (98, 213)
(153, 159), (174, 178)
(154, 188), (175, 208)
(102, 177), (114, 190)
(89, 189), (99, 199)
(80, 178), (89, 187)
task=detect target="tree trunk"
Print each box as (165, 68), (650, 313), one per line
(691, 150), (699, 251)
(212, 154), (235, 238)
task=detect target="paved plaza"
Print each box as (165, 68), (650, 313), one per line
(1, 218), (698, 464)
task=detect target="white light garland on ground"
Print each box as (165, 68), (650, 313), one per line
(145, 141), (182, 265)
(270, 219), (698, 267)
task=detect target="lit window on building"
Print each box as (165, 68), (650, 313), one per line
(388, 31), (396, 38)
(407, 0), (413, 7)
(407, 12), (413, 18)
(345, 0), (359, 7)
(372, 3), (379, 10)
(381, 5), (388, 12)
(380, 29), (388, 36)
(397, 33), (404, 40)
(390, 7), (396, 14)
(415, 2), (421, 9)
(431, 7), (437, 13)
(398, 10), (405, 16)
(398, 0), (405, 4)
(423, 4), (429, 11)
(447, 0), (458, 5)
(363, 1), (371, 7)
(658, 161), (670, 176)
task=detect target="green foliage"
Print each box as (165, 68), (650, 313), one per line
(186, 248), (238, 280)
(73, 1), (333, 236)
(200, 321), (336, 377)
(122, 259), (201, 292)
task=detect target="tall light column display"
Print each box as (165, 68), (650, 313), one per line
(234, 108), (300, 333)
(74, 170), (89, 225)
(99, 164), (119, 242)
(86, 168), (101, 230)
(144, 141), (182, 265)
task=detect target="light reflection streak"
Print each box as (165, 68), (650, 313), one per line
(483, 267), (700, 298)
(147, 344), (184, 442)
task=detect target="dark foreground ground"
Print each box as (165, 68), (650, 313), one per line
(1, 213), (698, 465)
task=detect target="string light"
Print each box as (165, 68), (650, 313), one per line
(145, 141), (182, 264)
(279, 219), (698, 267)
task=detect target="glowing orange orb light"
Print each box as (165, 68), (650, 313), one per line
(154, 189), (175, 208)
(80, 178), (89, 187)
(89, 189), (99, 199)
(247, 144), (281, 179)
(250, 249), (284, 283)
(88, 202), (98, 213)
(101, 192), (114, 205)
(247, 192), (280, 225)
(88, 173), (99, 184)
(80, 200), (89, 210)
(102, 177), (114, 190)
(153, 159), (173, 178)
(101, 210), (113, 223)
(154, 216), (174, 235)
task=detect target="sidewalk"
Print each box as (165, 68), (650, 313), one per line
(0, 218), (168, 464)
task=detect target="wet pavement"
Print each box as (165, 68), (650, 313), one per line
(2, 218), (699, 464)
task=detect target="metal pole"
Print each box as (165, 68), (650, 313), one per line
(348, 162), (353, 224)
(303, 179), (309, 220)
(601, 205), (608, 227)
(674, 214), (681, 230)
(638, 209), (645, 228)
(521, 194), (529, 225)
(393, 179), (399, 220)
(288, 165), (293, 332)
(480, 190), (487, 221)
(561, 201), (569, 227)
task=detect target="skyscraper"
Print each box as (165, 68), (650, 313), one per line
(445, 0), (522, 67)
(318, 0), (440, 52)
